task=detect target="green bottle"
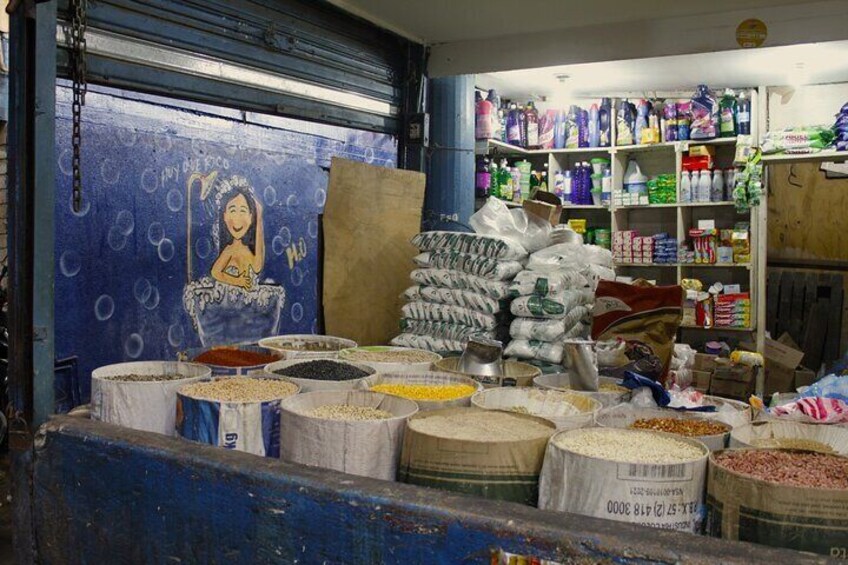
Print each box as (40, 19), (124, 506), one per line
(719, 89), (738, 137)
(498, 158), (512, 201)
(488, 160), (499, 198)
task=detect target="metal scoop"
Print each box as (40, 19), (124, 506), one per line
(458, 337), (504, 377)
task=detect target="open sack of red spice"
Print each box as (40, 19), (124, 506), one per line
(752, 374), (848, 424)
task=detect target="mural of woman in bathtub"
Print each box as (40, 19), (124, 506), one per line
(183, 173), (286, 347)
(212, 184), (264, 289)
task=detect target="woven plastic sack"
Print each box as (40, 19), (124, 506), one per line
(510, 305), (589, 341)
(411, 230), (528, 260)
(391, 333), (464, 353)
(511, 290), (589, 319)
(504, 339), (564, 364)
(410, 269), (511, 300)
(413, 252), (524, 281)
(402, 286), (506, 315)
(400, 319), (495, 342)
(469, 196), (552, 253)
(402, 301), (498, 330)
(509, 269), (588, 297)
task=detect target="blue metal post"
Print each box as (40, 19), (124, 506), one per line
(424, 75), (474, 231)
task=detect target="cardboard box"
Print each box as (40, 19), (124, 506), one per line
(693, 353), (718, 373)
(709, 377), (752, 400)
(765, 364), (795, 396)
(740, 334), (806, 396)
(794, 367), (817, 390)
(523, 199), (561, 226)
(693, 369), (711, 392)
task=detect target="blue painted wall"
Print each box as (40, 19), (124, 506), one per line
(54, 84), (397, 402)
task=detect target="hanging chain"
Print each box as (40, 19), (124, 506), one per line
(69, 0), (88, 213)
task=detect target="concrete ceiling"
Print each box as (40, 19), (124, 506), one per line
(328, 0), (848, 77)
(477, 41), (848, 100)
(328, 0), (822, 44)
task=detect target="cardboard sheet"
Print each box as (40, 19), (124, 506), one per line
(323, 158), (425, 345)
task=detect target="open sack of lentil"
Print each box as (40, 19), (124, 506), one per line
(175, 375), (300, 457)
(394, 211), (544, 354)
(730, 420), (848, 455)
(471, 387), (601, 430)
(265, 358), (375, 392)
(398, 407), (555, 505)
(91, 361), (211, 436)
(707, 448), (848, 556)
(539, 428), (709, 533)
(358, 372), (480, 411)
(185, 344), (283, 376)
(279, 390), (418, 481)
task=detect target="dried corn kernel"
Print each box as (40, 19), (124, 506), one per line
(369, 383), (475, 401)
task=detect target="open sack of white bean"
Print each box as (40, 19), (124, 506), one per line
(279, 390), (418, 481)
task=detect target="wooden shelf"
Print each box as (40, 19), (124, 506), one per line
(680, 263), (751, 269)
(678, 201), (737, 208)
(562, 204), (608, 210)
(612, 141), (676, 153)
(680, 324), (754, 332)
(614, 262), (677, 268)
(679, 137), (738, 148)
(615, 203), (678, 210)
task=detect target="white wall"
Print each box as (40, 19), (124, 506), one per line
(768, 83), (848, 130)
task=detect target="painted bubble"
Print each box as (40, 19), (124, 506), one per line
(308, 219), (319, 239)
(101, 159), (120, 185)
(116, 210), (134, 236)
(69, 193), (91, 217)
(277, 227), (291, 247)
(143, 286), (160, 310)
(107, 226), (128, 251)
(124, 333), (144, 359)
(314, 188), (327, 207)
(364, 147), (375, 164)
(94, 295), (115, 321)
(286, 194), (299, 208)
(311, 319), (319, 335)
(195, 237), (212, 259)
(291, 266), (304, 287)
(272, 236), (286, 256)
(147, 222), (165, 245)
(385, 160), (395, 168)
(166, 189), (184, 212)
(133, 278), (152, 304)
(59, 250), (82, 277)
(117, 127), (137, 147)
(141, 168), (159, 193)
(191, 138), (207, 157)
(291, 302), (304, 323)
(158, 238), (175, 262)
(58, 149), (73, 176)
(263, 186), (277, 206)
(167, 323), (185, 348)
(155, 133), (173, 152)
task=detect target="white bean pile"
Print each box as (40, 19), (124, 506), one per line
(307, 404), (392, 421)
(554, 428), (705, 464)
(409, 410), (552, 442)
(180, 378), (298, 402)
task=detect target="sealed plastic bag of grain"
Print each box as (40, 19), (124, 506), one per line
(471, 388), (601, 430)
(91, 361), (211, 436)
(359, 372), (480, 411)
(176, 375), (299, 457)
(596, 405), (731, 451)
(730, 420), (848, 455)
(539, 428), (709, 533)
(707, 449), (848, 556)
(398, 407), (555, 505)
(339, 346), (441, 374)
(279, 390), (418, 480)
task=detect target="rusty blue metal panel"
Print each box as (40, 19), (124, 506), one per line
(31, 417), (827, 565)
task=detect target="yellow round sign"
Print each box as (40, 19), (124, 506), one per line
(736, 18), (767, 48)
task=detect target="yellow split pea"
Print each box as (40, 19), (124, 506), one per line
(370, 383), (475, 401)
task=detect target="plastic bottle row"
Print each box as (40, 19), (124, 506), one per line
(680, 169), (737, 204)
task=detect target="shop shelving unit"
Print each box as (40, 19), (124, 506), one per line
(476, 90), (764, 347)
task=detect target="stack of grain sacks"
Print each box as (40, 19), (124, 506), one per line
(392, 230), (530, 353)
(504, 242), (615, 365)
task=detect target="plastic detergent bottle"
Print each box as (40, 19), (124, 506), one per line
(517, 105), (528, 148)
(554, 110), (566, 149)
(697, 169), (712, 202)
(737, 91), (751, 135)
(475, 157), (490, 198)
(577, 107), (589, 147)
(599, 98), (612, 147)
(511, 167), (523, 202)
(563, 169), (573, 203)
(540, 171), (548, 192)
(498, 159), (512, 200)
(538, 109), (556, 149)
(634, 100), (649, 144)
(553, 170), (565, 201)
(623, 159), (647, 193)
(719, 89), (738, 137)
(680, 170), (692, 203)
(488, 159), (500, 198)
(616, 100), (635, 146)
(524, 101), (540, 149)
(711, 168), (725, 201)
(475, 91), (494, 140)
(487, 89), (501, 140)
(566, 106), (580, 148)
(506, 103), (522, 146)
(588, 104), (600, 147)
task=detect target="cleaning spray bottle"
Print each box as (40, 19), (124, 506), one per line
(554, 109), (566, 149)
(599, 98), (612, 147)
(719, 89), (738, 138)
(736, 91), (751, 135)
(588, 104), (600, 147)
(524, 101), (539, 149)
(506, 103), (521, 146)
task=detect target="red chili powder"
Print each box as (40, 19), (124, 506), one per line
(193, 348), (280, 367)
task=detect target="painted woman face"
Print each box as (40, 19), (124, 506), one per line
(223, 193), (253, 241)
